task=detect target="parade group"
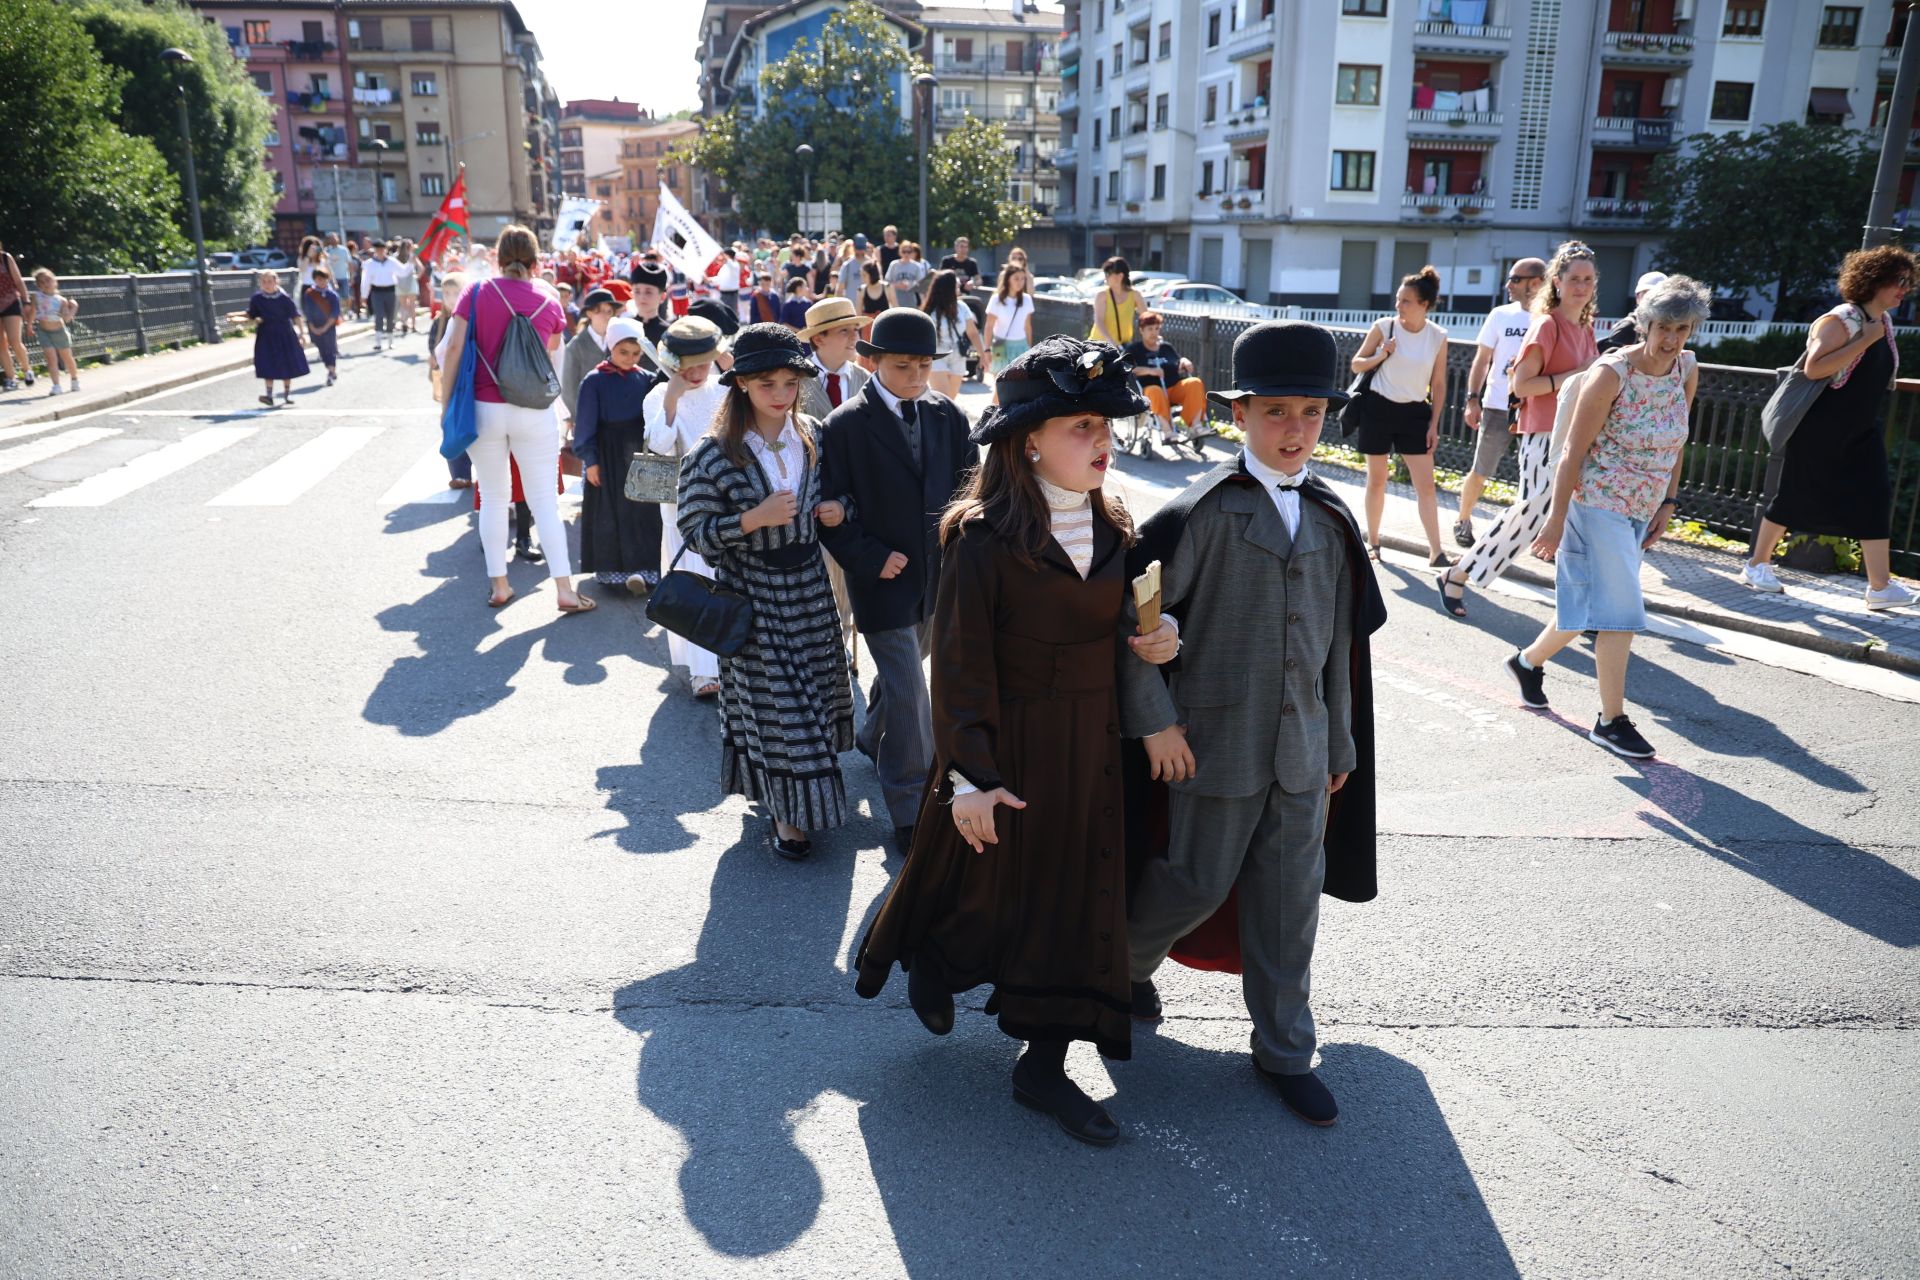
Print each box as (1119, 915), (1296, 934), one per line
(217, 217), (1917, 1147)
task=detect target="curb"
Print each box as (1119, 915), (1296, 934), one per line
(0, 323), (375, 431)
(1376, 531), (1920, 678)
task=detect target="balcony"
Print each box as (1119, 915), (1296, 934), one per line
(346, 40), (446, 58)
(1054, 145), (1078, 168)
(1402, 192), (1495, 216)
(1591, 115), (1677, 149)
(1405, 108), (1503, 140)
(1583, 195), (1652, 222)
(932, 51), (1061, 77)
(1059, 28), (1081, 62)
(1600, 30), (1695, 64)
(1411, 20), (1513, 54)
(1223, 103), (1271, 143)
(287, 90), (343, 113)
(279, 39), (336, 61)
(1217, 189), (1267, 220)
(1226, 13), (1277, 61)
(1058, 88), (1079, 114)
(351, 86), (403, 108)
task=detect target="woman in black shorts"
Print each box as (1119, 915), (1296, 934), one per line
(0, 240), (35, 392)
(1348, 265), (1450, 564)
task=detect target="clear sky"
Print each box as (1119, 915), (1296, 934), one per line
(524, 0), (1064, 115)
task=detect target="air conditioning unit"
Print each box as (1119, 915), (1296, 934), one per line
(1661, 76), (1684, 108)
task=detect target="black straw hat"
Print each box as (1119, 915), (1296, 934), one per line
(718, 323), (818, 386)
(855, 307), (950, 359)
(969, 335), (1149, 444)
(1209, 320), (1351, 406)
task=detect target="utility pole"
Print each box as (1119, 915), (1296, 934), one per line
(1866, 11), (1920, 247)
(161, 48), (213, 342)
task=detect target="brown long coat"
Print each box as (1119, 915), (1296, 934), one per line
(854, 510), (1134, 1060)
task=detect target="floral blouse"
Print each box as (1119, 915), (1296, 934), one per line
(1576, 350), (1693, 523)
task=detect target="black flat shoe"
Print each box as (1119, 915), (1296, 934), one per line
(771, 831), (812, 861)
(1435, 570), (1467, 619)
(894, 824), (916, 855)
(1130, 979), (1162, 1022)
(906, 960), (953, 1036)
(1428, 550), (1454, 568)
(1254, 1061), (1339, 1126)
(1012, 1057), (1119, 1147)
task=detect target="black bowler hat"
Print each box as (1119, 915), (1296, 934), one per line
(969, 335), (1149, 444)
(686, 296), (740, 335)
(718, 323), (818, 386)
(630, 260), (670, 291)
(855, 307), (949, 359)
(1209, 320), (1351, 407)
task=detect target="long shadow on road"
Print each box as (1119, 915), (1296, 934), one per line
(612, 837), (1519, 1276)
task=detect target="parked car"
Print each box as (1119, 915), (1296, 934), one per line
(168, 252), (239, 273)
(1032, 275), (1092, 299)
(1150, 281), (1274, 317)
(234, 248), (292, 270)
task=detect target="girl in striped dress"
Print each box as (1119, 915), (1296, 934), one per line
(675, 325), (855, 859)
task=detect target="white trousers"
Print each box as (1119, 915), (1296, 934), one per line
(1459, 432), (1553, 589)
(658, 502), (719, 681)
(471, 399), (573, 580)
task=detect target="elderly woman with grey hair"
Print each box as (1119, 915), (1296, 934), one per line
(1501, 275), (1710, 760)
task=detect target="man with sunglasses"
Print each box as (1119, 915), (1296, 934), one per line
(1456, 258), (1547, 547)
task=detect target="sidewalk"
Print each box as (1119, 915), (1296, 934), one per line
(1317, 456), (1920, 675)
(0, 322), (372, 434)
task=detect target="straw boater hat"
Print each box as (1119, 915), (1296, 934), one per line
(658, 316), (726, 373)
(796, 296), (863, 342)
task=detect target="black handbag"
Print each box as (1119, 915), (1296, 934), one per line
(645, 539), (756, 657)
(1338, 319), (1391, 437)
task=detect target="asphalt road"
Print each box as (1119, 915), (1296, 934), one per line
(2, 332), (1917, 1279)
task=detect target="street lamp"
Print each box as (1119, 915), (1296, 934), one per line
(795, 142), (814, 234)
(366, 136), (390, 240)
(914, 72), (938, 249)
(1447, 210), (1468, 312)
(160, 47), (212, 342)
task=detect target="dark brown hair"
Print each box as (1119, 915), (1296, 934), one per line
(712, 372), (818, 471)
(1838, 244), (1917, 305)
(922, 268), (962, 324)
(1101, 255), (1130, 280)
(938, 428), (1134, 566)
(1400, 264), (1441, 307)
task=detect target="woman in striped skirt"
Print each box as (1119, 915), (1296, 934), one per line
(676, 324), (855, 860)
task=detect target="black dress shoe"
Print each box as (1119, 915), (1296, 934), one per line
(770, 832), (812, 861)
(1130, 979), (1162, 1022)
(906, 960), (953, 1036)
(894, 824), (916, 854)
(1254, 1062), (1339, 1126)
(1012, 1057), (1120, 1147)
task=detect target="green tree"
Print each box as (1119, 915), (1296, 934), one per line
(74, 0), (276, 251)
(0, 0), (186, 272)
(1645, 123), (1877, 318)
(929, 115), (1033, 249)
(674, 0), (918, 236)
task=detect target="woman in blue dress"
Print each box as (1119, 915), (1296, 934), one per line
(245, 270), (310, 406)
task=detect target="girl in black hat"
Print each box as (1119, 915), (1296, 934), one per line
(675, 324), (856, 859)
(854, 335), (1182, 1147)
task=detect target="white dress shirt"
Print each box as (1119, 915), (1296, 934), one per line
(358, 254), (409, 299)
(745, 419), (805, 493)
(1240, 448), (1308, 539)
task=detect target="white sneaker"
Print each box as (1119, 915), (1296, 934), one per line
(1741, 562), (1784, 593)
(1864, 581), (1918, 611)
(47, 383), (60, 396)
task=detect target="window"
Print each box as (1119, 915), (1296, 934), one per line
(1336, 64), (1381, 105)
(379, 173), (399, 203)
(309, 73), (330, 96)
(1722, 0), (1765, 36)
(302, 20), (324, 43)
(1205, 85), (1218, 122)
(356, 19), (383, 50)
(1152, 164), (1167, 199)
(1610, 79), (1644, 117)
(1112, 43), (1123, 74)
(410, 18), (434, 51)
(1806, 86), (1852, 125)
(1093, 117), (1103, 148)
(1039, 88), (1059, 113)
(1158, 22), (1172, 57)
(422, 174), (446, 197)
(1201, 159), (1215, 194)
(1110, 106), (1121, 137)
(1154, 93), (1169, 127)
(955, 37), (976, 62)
(413, 74), (438, 97)
(1095, 60), (1104, 88)
(1206, 10), (1221, 45)
(1109, 171), (1120, 201)
(1818, 6), (1861, 45)
(1342, 0), (1388, 14)
(1332, 149), (1376, 190)
(1710, 81), (1753, 120)
(272, 171), (286, 196)
(416, 125), (443, 145)
(244, 19), (271, 44)
(265, 128), (280, 147)
(251, 71), (273, 94)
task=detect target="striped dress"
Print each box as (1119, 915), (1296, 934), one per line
(676, 423), (855, 830)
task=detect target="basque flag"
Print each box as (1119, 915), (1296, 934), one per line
(419, 167), (469, 264)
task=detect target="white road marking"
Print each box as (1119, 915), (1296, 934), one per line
(207, 426), (383, 506)
(0, 427), (124, 476)
(29, 427), (257, 507)
(379, 449), (467, 506)
(120, 409), (436, 418)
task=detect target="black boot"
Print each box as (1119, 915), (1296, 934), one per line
(1012, 1039), (1119, 1146)
(513, 501), (543, 563)
(906, 958), (953, 1035)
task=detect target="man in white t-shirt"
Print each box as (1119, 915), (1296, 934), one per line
(1456, 257), (1546, 547)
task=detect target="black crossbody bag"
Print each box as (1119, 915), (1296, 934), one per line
(646, 540), (756, 657)
(1338, 319), (1392, 436)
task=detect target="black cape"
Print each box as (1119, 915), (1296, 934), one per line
(1121, 459), (1388, 973)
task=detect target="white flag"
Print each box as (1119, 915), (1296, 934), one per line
(651, 185), (724, 282)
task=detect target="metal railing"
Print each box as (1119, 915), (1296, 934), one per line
(34, 272), (259, 364)
(1032, 295), (1920, 573)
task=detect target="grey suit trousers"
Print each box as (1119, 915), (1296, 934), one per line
(1129, 780), (1328, 1074)
(857, 621), (933, 827)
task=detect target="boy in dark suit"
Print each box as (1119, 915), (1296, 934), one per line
(1119, 321), (1386, 1126)
(818, 308), (979, 852)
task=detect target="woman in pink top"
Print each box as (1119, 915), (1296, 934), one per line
(1437, 240), (1599, 618)
(439, 225), (594, 613)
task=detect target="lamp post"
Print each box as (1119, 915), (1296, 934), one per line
(366, 136), (390, 240)
(795, 143), (814, 235)
(160, 47), (212, 342)
(914, 72), (938, 249)
(1446, 209), (1468, 312)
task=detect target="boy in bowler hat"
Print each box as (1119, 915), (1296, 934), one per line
(817, 308), (980, 853)
(1119, 321), (1387, 1127)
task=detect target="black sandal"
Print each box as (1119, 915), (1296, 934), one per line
(1367, 542), (1382, 562)
(1436, 570), (1467, 618)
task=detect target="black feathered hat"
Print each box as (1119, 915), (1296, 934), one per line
(968, 335), (1149, 444)
(1209, 320), (1351, 406)
(717, 323), (818, 386)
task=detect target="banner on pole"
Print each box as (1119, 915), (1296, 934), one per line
(651, 185), (726, 281)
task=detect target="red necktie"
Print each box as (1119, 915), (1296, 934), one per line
(827, 372), (842, 408)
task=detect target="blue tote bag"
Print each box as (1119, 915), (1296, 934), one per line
(438, 292), (480, 459)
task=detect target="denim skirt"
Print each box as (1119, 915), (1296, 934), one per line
(1554, 500), (1649, 632)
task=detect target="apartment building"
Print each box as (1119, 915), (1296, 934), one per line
(616, 120), (704, 242)
(559, 98), (646, 198)
(199, 0), (558, 251)
(1054, 0), (1916, 316)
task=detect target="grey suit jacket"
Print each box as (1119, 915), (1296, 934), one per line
(798, 360), (870, 424)
(1119, 482), (1355, 798)
(559, 327), (604, 420)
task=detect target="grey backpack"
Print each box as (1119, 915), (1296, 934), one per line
(475, 280), (561, 409)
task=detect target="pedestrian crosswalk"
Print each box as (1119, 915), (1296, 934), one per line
(31, 427), (257, 507)
(207, 427), (381, 506)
